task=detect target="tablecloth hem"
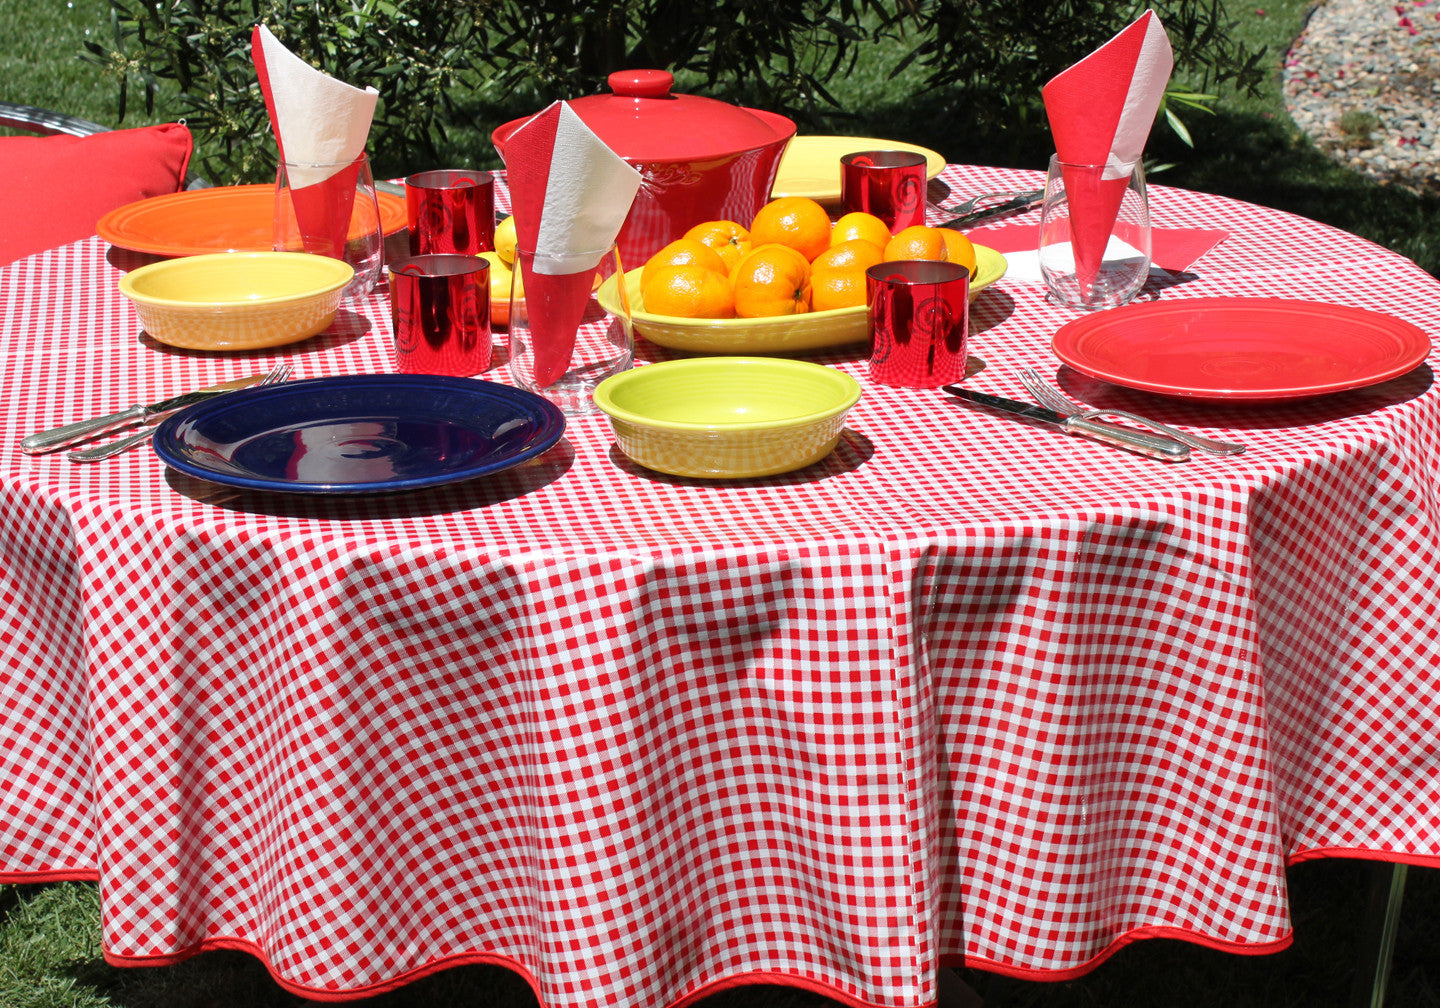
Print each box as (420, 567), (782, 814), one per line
(0, 867), (99, 885)
(10, 847), (1439, 997)
(670, 971), (928, 1008)
(1288, 845), (1440, 870)
(103, 937), (918, 1008)
(102, 938), (543, 1004)
(941, 925), (1293, 983)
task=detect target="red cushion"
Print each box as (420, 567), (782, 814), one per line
(0, 122), (193, 264)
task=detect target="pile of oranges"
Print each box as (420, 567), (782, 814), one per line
(639, 196), (977, 320)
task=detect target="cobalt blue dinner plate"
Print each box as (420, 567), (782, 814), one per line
(152, 374), (566, 494)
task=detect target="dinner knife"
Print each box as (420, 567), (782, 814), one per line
(19, 373), (271, 455)
(943, 386), (1191, 462)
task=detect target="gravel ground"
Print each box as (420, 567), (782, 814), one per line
(1283, 0), (1440, 194)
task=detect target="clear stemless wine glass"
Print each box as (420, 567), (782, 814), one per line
(1039, 154), (1151, 311)
(508, 243), (633, 416)
(274, 153), (385, 300)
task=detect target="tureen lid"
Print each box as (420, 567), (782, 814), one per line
(547, 70), (793, 162)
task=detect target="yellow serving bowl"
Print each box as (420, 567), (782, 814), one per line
(593, 356), (862, 479)
(597, 244), (1006, 355)
(119, 251), (353, 351)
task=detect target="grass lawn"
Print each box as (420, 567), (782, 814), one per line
(2, 1), (1439, 1005)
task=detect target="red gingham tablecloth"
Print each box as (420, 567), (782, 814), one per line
(2, 165), (1439, 1005)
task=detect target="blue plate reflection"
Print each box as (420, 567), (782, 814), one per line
(152, 374), (566, 494)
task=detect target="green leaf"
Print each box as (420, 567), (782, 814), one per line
(1164, 106), (1195, 148)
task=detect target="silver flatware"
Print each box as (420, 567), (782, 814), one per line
(22, 370), (278, 455)
(66, 364), (293, 463)
(943, 385), (1190, 462)
(1018, 368), (1247, 457)
(936, 189), (1044, 229)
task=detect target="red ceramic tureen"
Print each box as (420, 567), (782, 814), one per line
(492, 69), (796, 265)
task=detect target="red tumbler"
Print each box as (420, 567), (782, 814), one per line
(405, 170), (496, 256)
(865, 260), (969, 388)
(389, 254), (492, 376)
(841, 150), (928, 234)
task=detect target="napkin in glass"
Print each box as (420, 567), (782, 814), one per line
(500, 101), (642, 388)
(252, 24), (378, 259)
(1042, 11), (1174, 291)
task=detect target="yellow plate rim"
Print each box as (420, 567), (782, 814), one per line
(772, 136), (946, 202)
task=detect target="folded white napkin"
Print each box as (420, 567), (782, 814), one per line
(1006, 237), (1149, 285)
(500, 102), (642, 387)
(253, 24), (377, 187)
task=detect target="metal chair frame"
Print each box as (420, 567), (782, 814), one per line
(0, 100), (109, 137)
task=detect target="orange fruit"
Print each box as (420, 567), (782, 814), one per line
(731, 243), (812, 318)
(809, 267), (868, 312)
(683, 219), (752, 273)
(748, 197), (832, 262)
(811, 238), (884, 273)
(883, 225), (948, 262)
(940, 229), (978, 278)
(830, 211), (891, 250)
(641, 264), (735, 319)
(641, 237), (728, 288)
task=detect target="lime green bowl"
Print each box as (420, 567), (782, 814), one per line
(593, 357), (862, 479)
(120, 251), (353, 351)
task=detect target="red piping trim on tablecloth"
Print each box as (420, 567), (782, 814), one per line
(0, 867), (98, 884)
(105, 945), (909, 1008)
(104, 939), (545, 1004)
(1289, 846), (1440, 870)
(669, 972), (899, 1008)
(939, 926), (1292, 983)
(5, 845), (1440, 1000)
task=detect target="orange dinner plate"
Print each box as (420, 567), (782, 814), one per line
(98, 184), (408, 257)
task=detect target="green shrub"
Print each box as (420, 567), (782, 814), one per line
(878, 0), (1268, 163)
(84, 0), (488, 183)
(84, 0), (1265, 185)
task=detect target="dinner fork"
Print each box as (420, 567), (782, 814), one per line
(1018, 368), (1247, 457)
(934, 188), (1044, 227)
(67, 363), (294, 462)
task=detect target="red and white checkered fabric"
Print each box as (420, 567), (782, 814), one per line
(1, 165), (1438, 1005)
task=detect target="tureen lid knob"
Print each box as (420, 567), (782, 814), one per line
(607, 69), (674, 99)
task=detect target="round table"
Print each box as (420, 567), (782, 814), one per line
(2, 164), (1438, 1006)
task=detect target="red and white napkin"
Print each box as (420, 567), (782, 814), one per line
(252, 24), (377, 258)
(500, 101), (642, 388)
(1042, 11), (1174, 291)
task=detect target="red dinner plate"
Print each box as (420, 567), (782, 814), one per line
(98, 184), (408, 257)
(1052, 297), (1431, 400)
